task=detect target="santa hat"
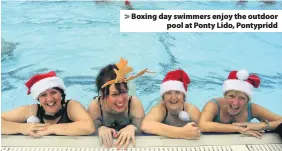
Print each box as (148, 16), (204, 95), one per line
(223, 69), (260, 99)
(160, 69), (190, 96)
(25, 71), (66, 99)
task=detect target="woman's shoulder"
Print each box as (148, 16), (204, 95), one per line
(2, 104), (38, 118)
(66, 99), (97, 110)
(22, 104), (38, 111)
(209, 98), (224, 104)
(198, 98), (224, 112)
(87, 98), (100, 106)
(66, 99), (84, 105)
(129, 96), (144, 108)
(130, 96), (144, 105)
(145, 101), (166, 115)
(184, 102), (198, 110)
(152, 101), (166, 111)
(64, 100), (86, 110)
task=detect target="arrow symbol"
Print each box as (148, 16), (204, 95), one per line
(124, 14), (130, 19)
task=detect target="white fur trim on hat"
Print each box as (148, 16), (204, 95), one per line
(30, 77), (66, 99)
(160, 80), (186, 96)
(223, 79), (253, 98)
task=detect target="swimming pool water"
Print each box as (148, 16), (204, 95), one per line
(1, 1), (282, 116)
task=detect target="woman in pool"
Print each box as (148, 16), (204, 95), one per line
(198, 69), (282, 138)
(141, 69), (201, 139)
(88, 58), (150, 149)
(1, 71), (95, 137)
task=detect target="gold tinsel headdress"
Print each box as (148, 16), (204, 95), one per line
(101, 58), (154, 88)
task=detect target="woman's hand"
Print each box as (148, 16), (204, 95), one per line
(114, 125), (137, 149)
(21, 123), (50, 138)
(233, 122), (265, 138)
(233, 122), (267, 131)
(98, 126), (117, 148)
(239, 128), (263, 138)
(181, 122), (201, 139)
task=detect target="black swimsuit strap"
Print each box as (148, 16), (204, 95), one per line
(37, 104), (44, 123)
(59, 100), (71, 123)
(128, 96), (132, 117)
(98, 97), (104, 122)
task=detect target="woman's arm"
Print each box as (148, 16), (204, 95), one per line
(251, 103), (282, 130)
(233, 104), (282, 131)
(141, 103), (189, 138)
(252, 103), (282, 121)
(234, 119), (282, 131)
(47, 100), (95, 136)
(198, 101), (242, 133)
(129, 97), (145, 133)
(269, 119), (282, 130)
(186, 102), (201, 124)
(1, 105), (37, 134)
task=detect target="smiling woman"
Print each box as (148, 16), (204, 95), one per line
(87, 58), (148, 149)
(1, 71), (95, 137)
(141, 69), (201, 139)
(198, 69), (282, 138)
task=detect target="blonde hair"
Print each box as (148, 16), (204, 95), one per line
(224, 90), (250, 101)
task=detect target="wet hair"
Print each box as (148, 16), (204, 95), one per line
(96, 64), (128, 98)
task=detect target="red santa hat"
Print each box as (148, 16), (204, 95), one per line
(25, 71), (66, 99)
(160, 69), (190, 96)
(223, 69), (260, 99)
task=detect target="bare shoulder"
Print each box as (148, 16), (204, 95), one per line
(202, 98), (224, 112)
(207, 97), (223, 106)
(67, 100), (85, 108)
(131, 96), (142, 104)
(130, 96), (143, 110)
(215, 98), (225, 105)
(2, 104), (38, 122)
(88, 98), (100, 109)
(185, 102), (198, 109)
(90, 97), (99, 104)
(68, 99), (81, 105)
(251, 103), (263, 109)
(2, 104), (37, 113)
(30, 104), (38, 113)
(144, 101), (166, 121)
(87, 99), (101, 119)
(151, 101), (166, 113)
(250, 103), (272, 114)
(130, 96), (145, 117)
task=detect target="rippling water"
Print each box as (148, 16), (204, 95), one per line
(1, 1), (282, 116)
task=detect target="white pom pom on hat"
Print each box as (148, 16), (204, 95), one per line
(236, 69), (249, 81)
